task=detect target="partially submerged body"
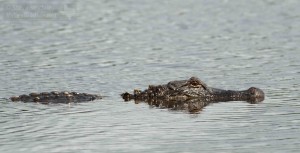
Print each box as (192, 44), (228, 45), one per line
(10, 91), (102, 103)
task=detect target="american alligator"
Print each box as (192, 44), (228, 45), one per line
(7, 77), (264, 107)
(121, 77), (265, 103)
(9, 91), (102, 103)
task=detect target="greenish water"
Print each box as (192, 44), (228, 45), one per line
(0, 0), (299, 152)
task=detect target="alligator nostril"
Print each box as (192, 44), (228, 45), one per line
(248, 87), (265, 98)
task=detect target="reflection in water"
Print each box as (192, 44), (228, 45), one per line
(125, 98), (262, 113)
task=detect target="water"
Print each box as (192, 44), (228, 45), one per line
(0, 0), (299, 152)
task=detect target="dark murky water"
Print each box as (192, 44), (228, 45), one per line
(0, 0), (299, 152)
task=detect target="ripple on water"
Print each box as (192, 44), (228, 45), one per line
(1, 0), (300, 152)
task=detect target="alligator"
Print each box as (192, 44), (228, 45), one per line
(121, 77), (265, 104)
(7, 77), (264, 107)
(9, 91), (102, 103)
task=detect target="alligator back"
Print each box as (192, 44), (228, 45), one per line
(10, 91), (102, 103)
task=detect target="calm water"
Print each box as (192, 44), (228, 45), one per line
(0, 0), (299, 152)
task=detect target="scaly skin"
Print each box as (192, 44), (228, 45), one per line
(10, 91), (102, 103)
(121, 77), (265, 103)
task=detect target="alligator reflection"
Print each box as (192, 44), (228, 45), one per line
(124, 98), (262, 114)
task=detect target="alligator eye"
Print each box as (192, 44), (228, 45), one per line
(191, 81), (199, 86)
(187, 77), (202, 87)
(189, 80), (201, 87)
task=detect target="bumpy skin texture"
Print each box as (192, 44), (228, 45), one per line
(121, 77), (265, 103)
(10, 91), (102, 103)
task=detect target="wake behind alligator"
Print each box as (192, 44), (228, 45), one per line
(121, 77), (265, 112)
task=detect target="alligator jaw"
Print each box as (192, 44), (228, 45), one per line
(206, 87), (265, 103)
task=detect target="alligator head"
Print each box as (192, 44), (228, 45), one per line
(121, 77), (265, 103)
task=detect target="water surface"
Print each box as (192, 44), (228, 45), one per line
(0, 0), (299, 152)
